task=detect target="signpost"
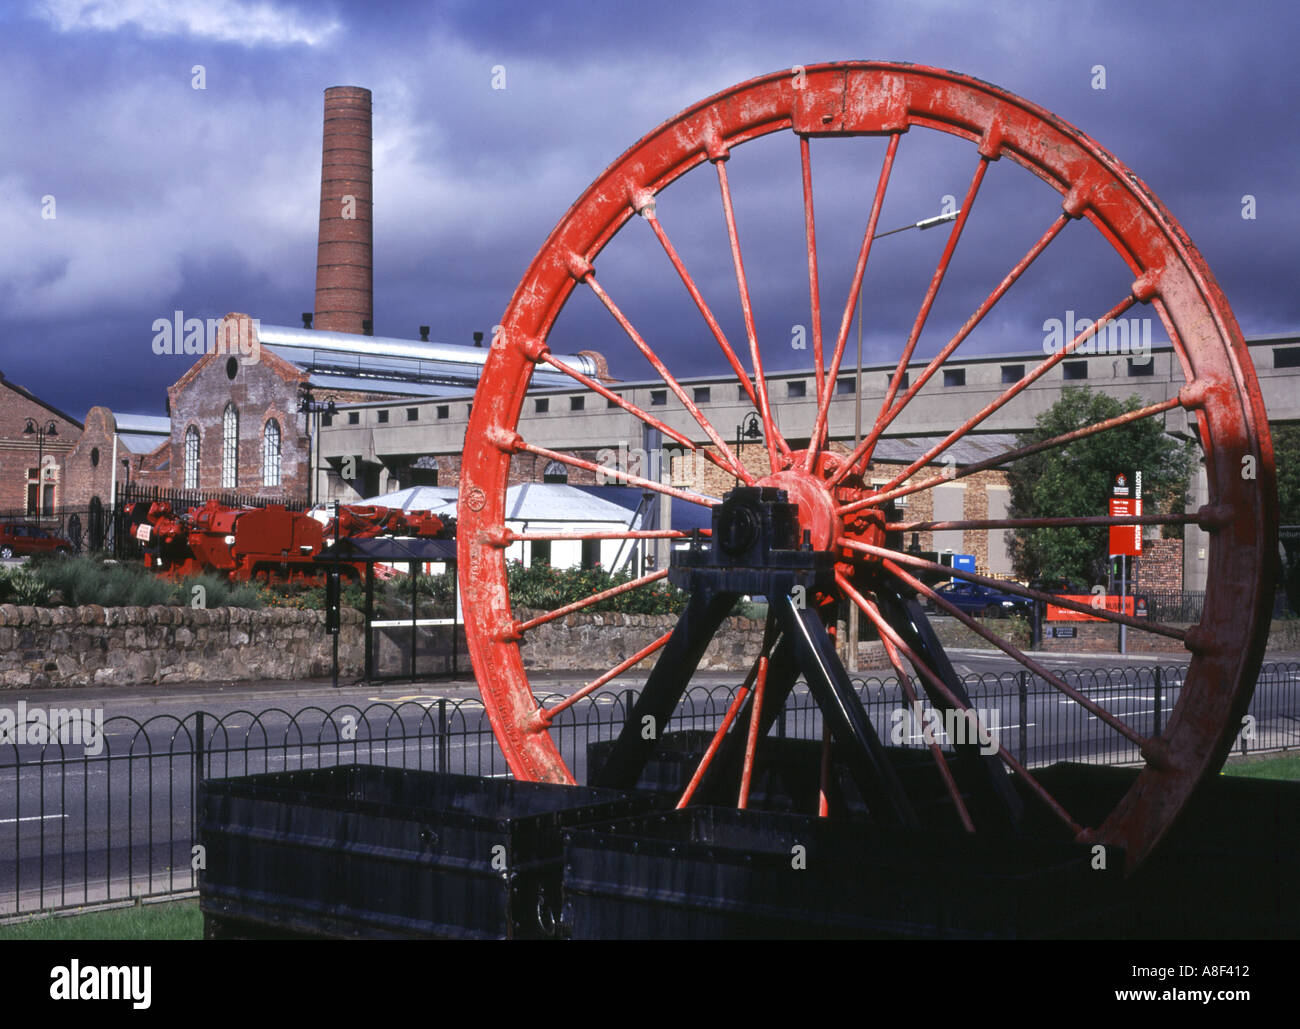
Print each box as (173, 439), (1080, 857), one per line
(1109, 471), (1142, 654)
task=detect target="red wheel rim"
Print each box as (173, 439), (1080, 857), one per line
(458, 62), (1275, 870)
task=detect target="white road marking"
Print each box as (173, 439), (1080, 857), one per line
(0, 814), (68, 824)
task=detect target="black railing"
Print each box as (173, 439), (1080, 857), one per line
(2, 661), (1297, 917)
(0, 505), (116, 555)
(1135, 589), (1206, 623)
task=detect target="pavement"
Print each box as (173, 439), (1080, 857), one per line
(9, 642), (1297, 713)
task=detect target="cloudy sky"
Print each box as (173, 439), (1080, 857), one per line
(3, 0), (1296, 420)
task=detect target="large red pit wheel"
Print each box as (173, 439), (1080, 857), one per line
(458, 63), (1275, 871)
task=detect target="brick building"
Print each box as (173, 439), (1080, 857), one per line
(0, 370), (81, 517)
(60, 407), (171, 541)
(164, 322), (312, 499)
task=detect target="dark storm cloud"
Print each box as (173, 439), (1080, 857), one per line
(1, 0), (1294, 418)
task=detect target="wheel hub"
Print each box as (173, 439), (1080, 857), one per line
(761, 449), (890, 574)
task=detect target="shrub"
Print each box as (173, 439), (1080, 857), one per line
(176, 572), (262, 610)
(0, 567), (53, 605)
(506, 561), (687, 615)
(257, 577), (365, 612)
(23, 556), (262, 608)
(32, 556), (173, 607)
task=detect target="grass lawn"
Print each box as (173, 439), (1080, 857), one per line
(1220, 752), (1300, 781)
(0, 899), (202, 941)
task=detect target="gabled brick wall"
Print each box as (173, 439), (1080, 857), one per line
(0, 372), (81, 512)
(165, 317), (312, 499)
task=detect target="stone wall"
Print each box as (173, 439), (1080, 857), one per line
(0, 604), (363, 688)
(516, 608), (764, 672)
(518, 610), (894, 673)
(1038, 620), (1190, 654)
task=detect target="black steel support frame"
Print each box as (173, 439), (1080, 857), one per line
(871, 585), (1024, 831)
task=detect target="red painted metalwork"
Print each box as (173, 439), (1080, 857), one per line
(459, 62), (1275, 870)
(737, 655), (769, 808)
(131, 500), (452, 583)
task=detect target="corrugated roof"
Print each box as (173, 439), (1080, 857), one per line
(259, 324), (599, 375)
(505, 483), (642, 523)
(870, 433), (1019, 467)
(116, 414), (170, 433)
(259, 324), (590, 398)
(571, 485), (713, 534)
(118, 432), (167, 454)
(302, 371), (474, 398)
(358, 486), (459, 514)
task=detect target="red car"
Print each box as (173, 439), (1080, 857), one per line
(0, 523), (73, 559)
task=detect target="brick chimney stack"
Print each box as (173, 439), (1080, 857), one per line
(314, 86), (373, 334)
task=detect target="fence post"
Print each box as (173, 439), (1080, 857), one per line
(1153, 666), (1163, 737)
(1017, 671), (1028, 768)
(623, 688), (636, 733)
(193, 710), (206, 830)
(437, 698), (448, 774)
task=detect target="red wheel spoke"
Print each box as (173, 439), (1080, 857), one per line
(642, 212), (762, 412)
(676, 682), (751, 809)
(513, 440), (719, 506)
(677, 622), (779, 808)
(874, 159), (989, 435)
(873, 293), (1139, 493)
(840, 395), (1182, 515)
(882, 557), (1152, 753)
(800, 136), (826, 401)
(805, 132), (901, 471)
(839, 573), (1083, 837)
(508, 529), (706, 543)
(839, 539), (1187, 641)
(579, 270), (754, 482)
(885, 512), (1201, 533)
(535, 350), (743, 480)
(829, 213), (1069, 485)
(714, 156), (791, 470)
(737, 654), (770, 808)
(817, 722), (832, 818)
(513, 569), (670, 635)
(538, 630), (674, 723)
(874, 615), (975, 831)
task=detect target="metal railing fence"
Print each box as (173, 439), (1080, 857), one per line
(3, 661), (1297, 917)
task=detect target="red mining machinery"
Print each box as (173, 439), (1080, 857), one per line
(127, 499), (453, 583)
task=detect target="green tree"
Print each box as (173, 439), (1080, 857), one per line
(1273, 423), (1300, 526)
(1006, 387), (1197, 584)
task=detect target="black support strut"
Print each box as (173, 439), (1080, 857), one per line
(773, 594), (918, 827)
(591, 590), (738, 790)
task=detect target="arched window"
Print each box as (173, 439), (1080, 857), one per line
(542, 459), (568, 484)
(222, 404), (238, 488)
(184, 426), (200, 489)
(262, 419), (281, 487)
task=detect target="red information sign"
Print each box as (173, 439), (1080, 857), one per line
(1109, 471), (1142, 557)
(1047, 594), (1137, 622)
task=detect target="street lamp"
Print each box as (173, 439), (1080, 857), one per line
(735, 410), (763, 485)
(23, 418), (58, 519)
(846, 207), (960, 669)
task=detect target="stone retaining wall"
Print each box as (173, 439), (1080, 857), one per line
(516, 609), (764, 672)
(1, 601), (1288, 690)
(0, 604), (364, 688)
